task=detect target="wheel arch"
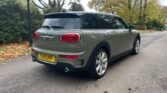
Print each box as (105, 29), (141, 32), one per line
(136, 33), (141, 42)
(133, 33), (141, 46)
(86, 41), (111, 69)
(132, 33), (141, 54)
(93, 41), (111, 59)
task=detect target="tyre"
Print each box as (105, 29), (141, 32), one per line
(132, 38), (140, 54)
(88, 49), (109, 79)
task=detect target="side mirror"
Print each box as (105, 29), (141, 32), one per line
(129, 25), (135, 31)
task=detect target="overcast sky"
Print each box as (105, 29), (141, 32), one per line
(80, 0), (91, 11)
(159, 0), (167, 6)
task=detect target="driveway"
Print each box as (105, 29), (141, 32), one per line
(0, 31), (167, 93)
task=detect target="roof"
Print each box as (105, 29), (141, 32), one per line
(44, 11), (120, 18)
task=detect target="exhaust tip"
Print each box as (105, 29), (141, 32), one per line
(64, 67), (70, 72)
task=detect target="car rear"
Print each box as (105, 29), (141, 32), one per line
(31, 13), (86, 71)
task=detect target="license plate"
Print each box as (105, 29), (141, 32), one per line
(37, 53), (56, 63)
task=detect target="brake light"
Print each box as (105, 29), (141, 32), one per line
(60, 33), (80, 43)
(59, 55), (78, 60)
(33, 32), (38, 39)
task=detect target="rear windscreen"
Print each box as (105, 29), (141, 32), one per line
(42, 13), (81, 29)
(42, 18), (81, 29)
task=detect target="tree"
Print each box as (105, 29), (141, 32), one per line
(0, 0), (42, 43)
(69, 0), (84, 11)
(143, 0), (147, 24)
(128, 0), (140, 23)
(88, 0), (163, 30)
(88, 0), (139, 22)
(162, 6), (167, 17)
(31, 0), (66, 13)
(137, 0), (148, 29)
(89, 0), (122, 13)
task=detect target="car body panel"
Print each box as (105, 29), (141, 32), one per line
(31, 12), (140, 70)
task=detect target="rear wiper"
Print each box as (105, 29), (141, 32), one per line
(42, 26), (50, 28)
(42, 26), (64, 29)
(51, 26), (64, 29)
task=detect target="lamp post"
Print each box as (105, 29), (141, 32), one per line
(27, 0), (32, 46)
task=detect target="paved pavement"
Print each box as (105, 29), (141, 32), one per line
(0, 31), (167, 93)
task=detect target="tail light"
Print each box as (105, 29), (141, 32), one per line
(59, 55), (78, 60)
(33, 32), (38, 39)
(60, 33), (80, 43)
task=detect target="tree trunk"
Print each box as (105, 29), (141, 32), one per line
(138, 0), (146, 29)
(143, 0), (147, 24)
(128, 0), (132, 23)
(139, 0), (143, 25)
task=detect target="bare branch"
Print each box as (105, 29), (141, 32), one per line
(48, 0), (53, 8)
(128, 0), (131, 10)
(132, 0), (139, 9)
(31, 0), (46, 10)
(53, 0), (56, 6)
(41, 0), (48, 6)
(60, 0), (66, 8)
(37, 0), (48, 9)
(56, 0), (60, 8)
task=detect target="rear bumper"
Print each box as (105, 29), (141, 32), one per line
(31, 55), (88, 71)
(31, 47), (89, 71)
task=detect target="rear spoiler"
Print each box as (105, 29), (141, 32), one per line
(44, 13), (80, 19)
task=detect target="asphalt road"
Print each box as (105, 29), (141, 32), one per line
(0, 31), (167, 93)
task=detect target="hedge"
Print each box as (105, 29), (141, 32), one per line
(0, 0), (42, 43)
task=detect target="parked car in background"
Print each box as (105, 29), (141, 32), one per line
(31, 12), (141, 78)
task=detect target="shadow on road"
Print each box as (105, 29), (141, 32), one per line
(36, 54), (134, 82)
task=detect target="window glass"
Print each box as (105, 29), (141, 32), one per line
(114, 18), (128, 29)
(42, 18), (81, 29)
(99, 15), (124, 29)
(98, 15), (117, 29)
(82, 14), (116, 29)
(82, 14), (98, 29)
(81, 14), (128, 29)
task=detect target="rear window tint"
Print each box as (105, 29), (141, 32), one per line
(42, 13), (81, 29)
(81, 14), (116, 29)
(81, 14), (127, 29)
(42, 18), (81, 29)
(44, 13), (80, 18)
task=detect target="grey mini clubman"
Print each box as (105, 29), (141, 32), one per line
(31, 12), (141, 78)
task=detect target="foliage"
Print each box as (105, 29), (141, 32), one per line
(32, 0), (66, 13)
(88, 0), (164, 30)
(69, 1), (84, 11)
(0, 42), (30, 62)
(32, 0), (85, 13)
(146, 20), (165, 31)
(0, 0), (42, 43)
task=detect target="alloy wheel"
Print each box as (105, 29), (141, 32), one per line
(95, 51), (108, 76)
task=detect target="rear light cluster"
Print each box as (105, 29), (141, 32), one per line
(33, 32), (38, 39)
(59, 55), (78, 60)
(60, 33), (80, 43)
